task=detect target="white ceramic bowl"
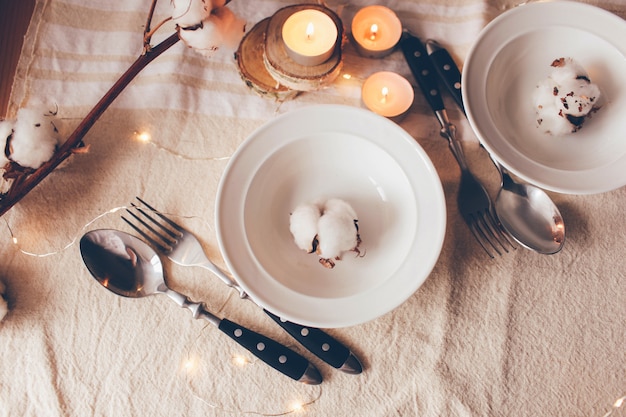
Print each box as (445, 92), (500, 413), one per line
(216, 105), (446, 328)
(463, 1), (626, 194)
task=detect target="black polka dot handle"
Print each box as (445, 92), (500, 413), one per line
(264, 310), (363, 375)
(399, 31), (445, 113)
(218, 318), (322, 384)
(425, 39), (466, 114)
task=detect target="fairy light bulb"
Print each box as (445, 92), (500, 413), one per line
(136, 131), (151, 143)
(290, 401), (304, 412)
(232, 354), (249, 366)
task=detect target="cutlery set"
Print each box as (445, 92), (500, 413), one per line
(400, 32), (565, 257)
(80, 198), (363, 385)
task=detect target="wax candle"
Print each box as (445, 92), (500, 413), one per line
(351, 6), (402, 58)
(362, 71), (414, 119)
(282, 9), (338, 66)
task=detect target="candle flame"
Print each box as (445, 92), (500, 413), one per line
(306, 22), (314, 40)
(381, 86), (389, 104)
(369, 23), (378, 41)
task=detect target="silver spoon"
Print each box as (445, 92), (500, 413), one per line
(425, 39), (566, 254)
(79, 229), (322, 385)
(491, 160), (565, 254)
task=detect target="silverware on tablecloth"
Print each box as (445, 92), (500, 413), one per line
(425, 39), (565, 254)
(122, 197), (363, 374)
(400, 32), (514, 258)
(79, 229), (322, 384)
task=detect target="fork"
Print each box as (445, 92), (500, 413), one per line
(444, 125), (515, 258)
(122, 197), (363, 374)
(400, 32), (514, 258)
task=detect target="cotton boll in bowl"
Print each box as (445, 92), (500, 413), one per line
(462, 1), (626, 194)
(216, 105), (446, 327)
(533, 57), (601, 136)
(289, 198), (362, 269)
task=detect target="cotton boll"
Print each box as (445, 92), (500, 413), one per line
(533, 57), (601, 136)
(8, 107), (62, 169)
(178, 7), (245, 56)
(0, 279), (8, 322)
(290, 198), (361, 269)
(289, 203), (321, 252)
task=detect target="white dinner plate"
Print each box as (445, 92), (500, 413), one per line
(215, 105), (446, 328)
(463, 1), (626, 194)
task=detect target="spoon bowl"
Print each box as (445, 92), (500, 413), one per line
(79, 229), (322, 384)
(493, 161), (565, 254)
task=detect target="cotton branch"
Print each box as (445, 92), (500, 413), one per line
(0, 0), (237, 217)
(0, 31), (180, 217)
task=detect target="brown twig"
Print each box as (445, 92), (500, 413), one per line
(0, 31), (181, 217)
(0, 0), (234, 218)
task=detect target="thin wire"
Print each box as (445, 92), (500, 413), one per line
(4, 205), (128, 257)
(602, 395), (626, 417)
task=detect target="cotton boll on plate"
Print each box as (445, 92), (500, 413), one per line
(533, 57), (601, 136)
(216, 105), (446, 327)
(289, 199), (362, 269)
(463, 1), (626, 194)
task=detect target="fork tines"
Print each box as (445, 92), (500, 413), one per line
(121, 197), (183, 254)
(468, 210), (516, 258)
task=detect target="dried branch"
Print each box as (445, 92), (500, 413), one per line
(0, 31), (181, 217)
(0, 0), (234, 218)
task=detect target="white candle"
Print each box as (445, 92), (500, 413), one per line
(351, 6), (402, 58)
(282, 9), (338, 66)
(362, 71), (414, 119)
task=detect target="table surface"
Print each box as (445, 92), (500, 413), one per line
(1, 1), (625, 416)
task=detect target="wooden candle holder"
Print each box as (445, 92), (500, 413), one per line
(264, 4), (344, 92)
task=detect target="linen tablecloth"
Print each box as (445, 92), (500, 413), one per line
(1, 0), (625, 416)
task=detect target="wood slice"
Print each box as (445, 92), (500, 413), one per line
(264, 5), (344, 92)
(235, 18), (298, 100)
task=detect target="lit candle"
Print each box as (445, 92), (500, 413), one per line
(282, 9), (338, 66)
(362, 71), (414, 119)
(351, 6), (402, 58)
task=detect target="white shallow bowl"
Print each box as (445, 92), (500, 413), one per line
(463, 1), (626, 194)
(216, 105), (446, 328)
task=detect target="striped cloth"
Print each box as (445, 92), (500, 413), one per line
(1, 1), (625, 416)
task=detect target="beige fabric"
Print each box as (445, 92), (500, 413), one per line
(1, 0), (625, 416)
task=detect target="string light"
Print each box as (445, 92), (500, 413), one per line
(602, 395), (626, 417)
(183, 325), (322, 416)
(4, 206), (127, 257)
(132, 129), (231, 162)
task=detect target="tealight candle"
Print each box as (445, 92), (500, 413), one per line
(362, 71), (414, 119)
(351, 6), (402, 58)
(282, 9), (338, 66)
